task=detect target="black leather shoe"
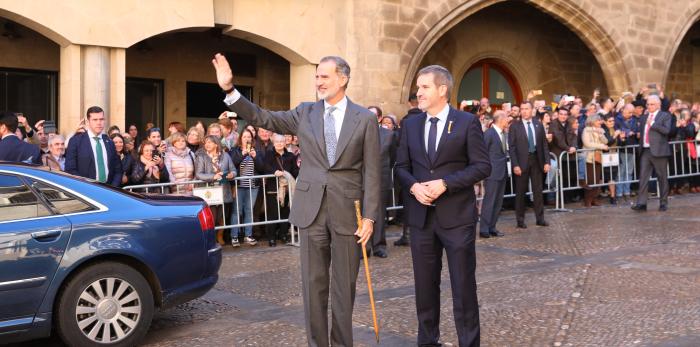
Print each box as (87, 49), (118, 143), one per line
(536, 220), (549, 227)
(516, 222), (527, 229)
(373, 249), (388, 258)
(479, 233), (491, 238)
(490, 230), (505, 237)
(393, 236), (409, 246)
(658, 204), (668, 212)
(631, 204), (647, 211)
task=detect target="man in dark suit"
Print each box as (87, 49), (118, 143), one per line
(632, 94), (672, 211)
(394, 93), (422, 247)
(480, 110), (510, 238)
(508, 101), (550, 228)
(0, 112), (42, 164)
(213, 54), (380, 347)
(396, 65), (490, 347)
(368, 125), (397, 258)
(65, 106), (123, 187)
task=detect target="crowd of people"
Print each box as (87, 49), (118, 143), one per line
(1, 82), (699, 249)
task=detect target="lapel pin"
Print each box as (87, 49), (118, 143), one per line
(448, 121), (453, 134)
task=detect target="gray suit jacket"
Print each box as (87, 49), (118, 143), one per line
(484, 127), (508, 181)
(227, 95), (381, 233)
(639, 111), (672, 157)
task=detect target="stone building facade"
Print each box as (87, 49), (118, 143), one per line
(0, 0), (699, 135)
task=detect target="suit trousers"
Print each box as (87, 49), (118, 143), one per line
(479, 178), (507, 235)
(410, 208), (480, 347)
(636, 149), (669, 206)
(514, 154), (545, 224)
(369, 189), (392, 252)
(300, 192), (361, 347)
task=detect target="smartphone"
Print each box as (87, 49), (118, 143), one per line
(648, 83), (657, 89)
(553, 94), (562, 103)
(565, 96), (575, 103)
(502, 102), (511, 109)
(534, 90), (543, 96)
(226, 111), (237, 118)
(43, 120), (57, 134)
(465, 100), (474, 106)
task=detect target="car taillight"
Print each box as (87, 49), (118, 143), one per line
(197, 206), (215, 232)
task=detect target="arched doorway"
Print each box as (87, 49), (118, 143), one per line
(458, 59), (522, 107)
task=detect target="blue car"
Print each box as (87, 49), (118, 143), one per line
(0, 162), (222, 346)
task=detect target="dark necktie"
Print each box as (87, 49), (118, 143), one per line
(526, 121), (536, 153)
(428, 117), (439, 162)
(94, 136), (107, 182)
(501, 131), (507, 153)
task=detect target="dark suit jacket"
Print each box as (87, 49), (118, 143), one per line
(483, 127), (508, 181)
(549, 119), (569, 157)
(65, 132), (123, 186)
(0, 135), (42, 165)
(508, 118), (549, 173)
(395, 107), (491, 229)
(638, 111), (672, 157)
(227, 95), (381, 231)
(379, 127), (398, 189)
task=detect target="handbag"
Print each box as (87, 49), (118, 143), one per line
(687, 139), (697, 160)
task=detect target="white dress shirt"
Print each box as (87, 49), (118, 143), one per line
(424, 103), (450, 152)
(492, 124), (508, 151)
(523, 119), (537, 150)
(323, 96), (348, 140)
(87, 129), (109, 180)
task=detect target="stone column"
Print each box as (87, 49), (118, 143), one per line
(290, 63), (317, 107)
(110, 48), (126, 131)
(59, 44), (82, 136)
(82, 46), (111, 124)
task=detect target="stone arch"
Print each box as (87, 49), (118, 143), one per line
(223, 29), (311, 65)
(400, 0), (629, 102)
(0, 8), (70, 46)
(661, 4), (700, 86)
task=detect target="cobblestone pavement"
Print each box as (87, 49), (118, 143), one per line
(12, 195), (700, 346)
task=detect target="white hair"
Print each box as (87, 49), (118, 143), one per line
(48, 134), (65, 145)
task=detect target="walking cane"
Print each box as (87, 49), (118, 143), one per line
(354, 200), (380, 343)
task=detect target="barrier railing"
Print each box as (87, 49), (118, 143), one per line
(124, 173), (301, 245)
(123, 140), (700, 247)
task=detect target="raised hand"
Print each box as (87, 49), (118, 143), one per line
(211, 53), (234, 91)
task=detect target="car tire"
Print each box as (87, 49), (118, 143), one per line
(56, 261), (154, 347)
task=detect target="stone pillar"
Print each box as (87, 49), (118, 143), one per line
(59, 44), (82, 136)
(290, 63), (317, 107)
(110, 48), (126, 131)
(82, 46), (111, 124)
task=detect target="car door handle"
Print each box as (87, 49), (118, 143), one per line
(31, 229), (62, 241)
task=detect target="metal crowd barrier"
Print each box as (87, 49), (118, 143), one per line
(124, 174), (302, 246)
(123, 140), (700, 247)
(556, 140), (700, 209)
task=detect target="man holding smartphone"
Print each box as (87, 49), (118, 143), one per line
(0, 112), (42, 164)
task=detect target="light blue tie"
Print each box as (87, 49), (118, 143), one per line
(324, 106), (338, 165)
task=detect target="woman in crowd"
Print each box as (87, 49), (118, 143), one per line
(284, 134), (299, 155)
(230, 129), (264, 246)
(165, 132), (195, 195)
(581, 115), (609, 207)
(245, 124), (257, 141)
(691, 112), (700, 193)
(195, 135), (236, 246)
(111, 133), (133, 186)
(147, 127), (169, 183)
(186, 126), (203, 153)
(107, 125), (121, 136)
(168, 121), (185, 137)
(207, 123), (224, 141)
(42, 134), (66, 171)
(670, 108), (695, 195)
(602, 115), (622, 204)
(122, 133), (135, 154)
(130, 141), (163, 192)
(262, 134), (299, 246)
(218, 118), (238, 151)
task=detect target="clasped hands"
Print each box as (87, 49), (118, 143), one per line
(411, 179), (447, 206)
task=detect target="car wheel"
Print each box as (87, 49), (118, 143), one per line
(56, 261), (154, 347)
